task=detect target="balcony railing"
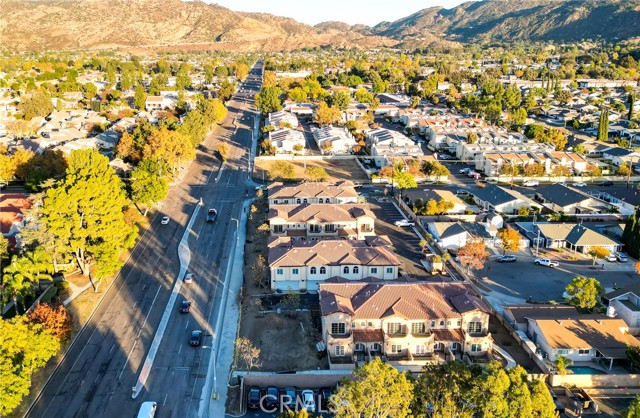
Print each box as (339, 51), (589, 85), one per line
(329, 355), (354, 365)
(328, 332), (352, 340)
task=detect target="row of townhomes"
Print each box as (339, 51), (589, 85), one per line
(265, 181), (497, 370)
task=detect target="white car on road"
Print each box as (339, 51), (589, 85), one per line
(523, 180), (539, 187)
(161, 216), (170, 225)
(573, 182), (587, 187)
(394, 219), (415, 227)
(534, 258), (559, 267)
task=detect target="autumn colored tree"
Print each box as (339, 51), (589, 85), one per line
(565, 276), (604, 310)
(235, 337), (262, 369)
(314, 101), (342, 126)
(143, 126), (196, 175)
(217, 142), (230, 162)
(457, 240), (490, 272)
(304, 166), (329, 182)
(28, 303), (73, 341)
(497, 227), (522, 255)
(587, 246), (610, 265)
(268, 160), (295, 181)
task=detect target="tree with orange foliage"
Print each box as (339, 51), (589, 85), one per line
(28, 303), (73, 341)
(457, 240), (490, 273)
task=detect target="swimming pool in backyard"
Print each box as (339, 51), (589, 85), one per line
(568, 366), (606, 375)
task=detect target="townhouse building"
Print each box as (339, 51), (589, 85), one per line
(320, 281), (494, 371)
(365, 128), (423, 167)
(268, 128), (305, 154)
(268, 203), (375, 240)
(268, 181), (359, 206)
(268, 239), (400, 292)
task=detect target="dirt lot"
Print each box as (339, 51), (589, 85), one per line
(238, 193), (328, 372)
(254, 157), (369, 183)
(489, 315), (543, 373)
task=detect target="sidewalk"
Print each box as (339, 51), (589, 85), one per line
(63, 281), (93, 306)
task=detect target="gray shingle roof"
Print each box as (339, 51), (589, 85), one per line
(535, 184), (593, 208)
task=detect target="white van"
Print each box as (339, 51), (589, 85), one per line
(137, 401), (157, 418)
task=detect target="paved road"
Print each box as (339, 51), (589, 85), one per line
(25, 63), (264, 418)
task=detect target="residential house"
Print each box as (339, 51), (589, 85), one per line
(268, 128), (305, 154)
(528, 316), (640, 368)
(471, 185), (541, 214)
(267, 110), (299, 128)
(427, 221), (508, 250)
(534, 184), (610, 214)
(268, 203), (375, 240)
(268, 239), (400, 292)
(320, 280), (493, 370)
(605, 284), (640, 334)
(589, 188), (640, 215)
(403, 189), (468, 215)
(0, 193), (31, 249)
(602, 147), (640, 167)
(268, 181), (359, 206)
(503, 305), (579, 332)
(366, 128), (423, 167)
(145, 96), (168, 112)
(518, 222), (623, 254)
(313, 126), (357, 154)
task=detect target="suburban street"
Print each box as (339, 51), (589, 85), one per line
(25, 63), (263, 418)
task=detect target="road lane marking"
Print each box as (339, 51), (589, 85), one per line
(163, 393), (168, 406)
(119, 339), (138, 381)
(185, 320), (189, 330)
(178, 345), (182, 354)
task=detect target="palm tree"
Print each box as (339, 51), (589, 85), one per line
(554, 355), (573, 376)
(21, 246), (54, 291)
(2, 259), (35, 314)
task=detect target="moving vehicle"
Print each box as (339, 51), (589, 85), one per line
(534, 258), (559, 267)
(137, 401), (157, 418)
(161, 216), (170, 225)
(206, 208), (217, 223)
(616, 252), (629, 262)
(523, 180), (539, 187)
(301, 390), (316, 412)
(496, 255), (517, 263)
(247, 387), (262, 409)
(573, 182), (587, 187)
(189, 330), (203, 346)
(184, 273), (194, 284)
(394, 219), (415, 227)
(599, 180), (614, 187)
(179, 300), (192, 313)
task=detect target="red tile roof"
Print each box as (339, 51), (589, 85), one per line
(0, 193), (30, 234)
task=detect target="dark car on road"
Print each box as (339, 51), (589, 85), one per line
(247, 386), (262, 409)
(206, 208), (217, 223)
(179, 300), (192, 313)
(189, 330), (202, 346)
(599, 180), (614, 187)
(496, 255), (517, 263)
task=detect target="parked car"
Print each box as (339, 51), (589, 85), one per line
(301, 390), (316, 412)
(264, 387), (279, 410)
(394, 219), (415, 227)
(320, 387), (333, 410)
(467, 170), (478, 178)
(496, 255), (517, 263)
(605, 253), (618, 262)
(523, 180), (539, 187)
(459, 167), (470, 174)
(534, 258), (559, 267)
(599, 180), (614, 187)
(161, 216), (170, 225)
(616, 252), (629, 262)
(179, 300), (192, 313)
(280, 387), (297, 409)
(247, 386), (262, 409)
(573, 182), (587, 187)
(455, 188), (470, 196)
(184, 273), (194, 284)
(206, 208), (217, 223)
(189, 330), (202, 346)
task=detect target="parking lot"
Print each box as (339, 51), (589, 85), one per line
(364, 195), (433, 279)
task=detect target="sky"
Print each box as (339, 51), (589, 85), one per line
(206, 0), (468, 26)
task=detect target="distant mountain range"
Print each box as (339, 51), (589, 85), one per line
(0, 0), (639, 52)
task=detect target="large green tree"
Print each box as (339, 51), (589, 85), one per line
(623, 394), (640, 418)
(0, 318), (59, 416)
(18, 91), (53, 120)
(130, 159), (169, 216)
(629, 93), (635, 121)
(565, 276), (604, 310)
(623, 207), (640, 259)
(255, 86), (282, 114)
(597, 108), (610, 142)
(41, 149), (137, 277)
(332, 357), (413, 418)
(133, 84), (147, 110)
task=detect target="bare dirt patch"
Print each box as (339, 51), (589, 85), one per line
(238, 193), (328, 372)
(254, 158), (369, 183)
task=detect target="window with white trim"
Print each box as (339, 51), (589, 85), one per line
(411, 322), (426, 334)
(371, 267), (378, 274)
(273, 225), (284, 233)
(335, 345), (345, 356)
(557, 349), (569, 355)
(320, 267), (326, 274)
(343, 266), (350, 274)
(390, 344), (402, 354)
(467, 322), (482, 334)
(353, 266), (359, 274)
(415, 345), (426, 355)
(292, 268), (299, 275)
(371, 343), (381, 351)
(387, 322), (403, 334)
(310, 267), (317, 275)
(471, 344), (482, 352)
(276, 268), (284, 275)
(355, 343), (365, 351)
(578, 349), (590, 355)
(386, 267), (393, 274)
(331, 323), (346, 335)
